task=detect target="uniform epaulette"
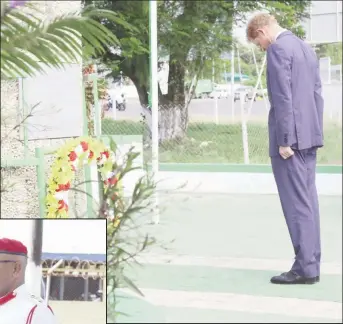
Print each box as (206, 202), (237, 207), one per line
(30, 295), (44, 304)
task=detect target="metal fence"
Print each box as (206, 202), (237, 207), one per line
(42, 259), (106, 302)
(100, 43), (342, 166)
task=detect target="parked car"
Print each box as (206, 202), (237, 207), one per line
(234, 86), (256, 102)
(209, 88), (229, 99)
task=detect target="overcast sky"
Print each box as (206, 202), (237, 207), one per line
(0, 220), (106, 255)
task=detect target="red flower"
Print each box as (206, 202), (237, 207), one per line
(109, 176), (118, 186)
(102, 151), (109, 159)
(69, 151), (77, 162)
(58, 200), (65, 210)
(80, 141), (88, 152)
(65, 182), (70, 190)
(89, 151), (94, 159)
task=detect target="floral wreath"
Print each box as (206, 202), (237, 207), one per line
(46, 136), (122, 224)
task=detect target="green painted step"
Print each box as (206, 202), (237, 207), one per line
(114, 291), (342, 323)
(115, 291), (165, 323)
(126, 264), (342, 302)
(134, 193), (342, 262)
(159, 306), (343, 323)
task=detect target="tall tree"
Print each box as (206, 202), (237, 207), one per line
(83, 0), (311, 141)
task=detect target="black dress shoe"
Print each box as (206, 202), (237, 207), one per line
(271, 271), (318, 284)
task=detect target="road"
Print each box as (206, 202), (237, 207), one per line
(107, 97), (270, 123)
(107, 86), (342, 123)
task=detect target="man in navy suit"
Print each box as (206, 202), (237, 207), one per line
(246, 13), (324, 284)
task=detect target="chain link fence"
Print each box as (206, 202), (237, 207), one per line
(100, 46), (270, 165)
(42, 259), (106, 324)
(100, 41), (342, 166)
(42, 259), (105, 302)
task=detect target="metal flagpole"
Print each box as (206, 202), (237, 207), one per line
(231, 46), (235, 121)
(149, 0), (160, 224)
(247, 53), (266, 117)
(251, 48), (268, 111)
(237, 46), (249, 164)
(212, 59), (218, 124)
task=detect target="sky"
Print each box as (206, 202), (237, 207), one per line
(0, 219), (106, 255)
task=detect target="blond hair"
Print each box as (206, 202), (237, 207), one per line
(246, 13), (278, 42)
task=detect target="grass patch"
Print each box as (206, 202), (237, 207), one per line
(102, 118), (342, 165)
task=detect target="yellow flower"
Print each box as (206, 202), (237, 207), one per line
(46, 136), (118, 219)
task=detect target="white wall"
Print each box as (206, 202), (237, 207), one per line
(23, 64), (83, 140)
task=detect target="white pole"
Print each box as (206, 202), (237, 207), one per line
(111, 87), (117, 120)
(149, 0), (160, 224)
(248, 54), (267, 118)
(252, 48), (268, 111)
(328, 56), (332, 84)
(231, 47), (235, 121)
(212, 59), (219, 124)
(45, 259), (64, 304)
(224, 61), (227, 84)
(237, 47), (243, 83)
(27, 221), (43, 298)
(240, 92), (250, 164)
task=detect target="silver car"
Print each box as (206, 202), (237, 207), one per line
(234, 86), (256, 102)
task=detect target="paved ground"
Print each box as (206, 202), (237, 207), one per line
(114, 193), (342, 323)
(50, 301), (105, 324)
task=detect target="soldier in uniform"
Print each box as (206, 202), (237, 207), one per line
(0, 238), (58, 323)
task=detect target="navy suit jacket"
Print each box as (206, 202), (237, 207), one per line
(266, 31), (324, 157)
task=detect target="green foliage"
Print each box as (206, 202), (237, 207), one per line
(82, 0), (310, 106)
(105, 138), (156, 322)
(262, 1), (311, 39)
(1, 2), (133, 78)
(315, 43), (342, 65)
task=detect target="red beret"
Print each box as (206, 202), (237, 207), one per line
(0, 238), (28, 256)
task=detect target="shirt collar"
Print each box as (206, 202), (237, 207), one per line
(275, 29), (287, 41)
(13, 283), (26, 294)
(0, 283), (26, 300)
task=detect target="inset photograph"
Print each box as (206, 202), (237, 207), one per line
(0, 219), (106, 324)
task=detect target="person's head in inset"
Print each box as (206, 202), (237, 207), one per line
(0, 238), (28, 297)
(246, 13), (283, 50)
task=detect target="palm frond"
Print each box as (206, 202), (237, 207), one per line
(1, 4), (130, 79)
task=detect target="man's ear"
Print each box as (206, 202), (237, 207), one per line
(13, 260), (23, 276)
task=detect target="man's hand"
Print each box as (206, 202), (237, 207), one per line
(279, 146), (294, 159)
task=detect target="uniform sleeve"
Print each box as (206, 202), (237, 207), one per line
(267, 43), (293, 147)
(30, 304), (57, 324)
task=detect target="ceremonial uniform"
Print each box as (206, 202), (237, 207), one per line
(0, 284), (57, 324)
(0, 238), (58, 324)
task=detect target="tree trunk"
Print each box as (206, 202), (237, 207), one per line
(158, 102), (188, 142)
(124, 55), (190, 143)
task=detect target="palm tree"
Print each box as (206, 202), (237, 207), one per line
(1, 1), (133, 78)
